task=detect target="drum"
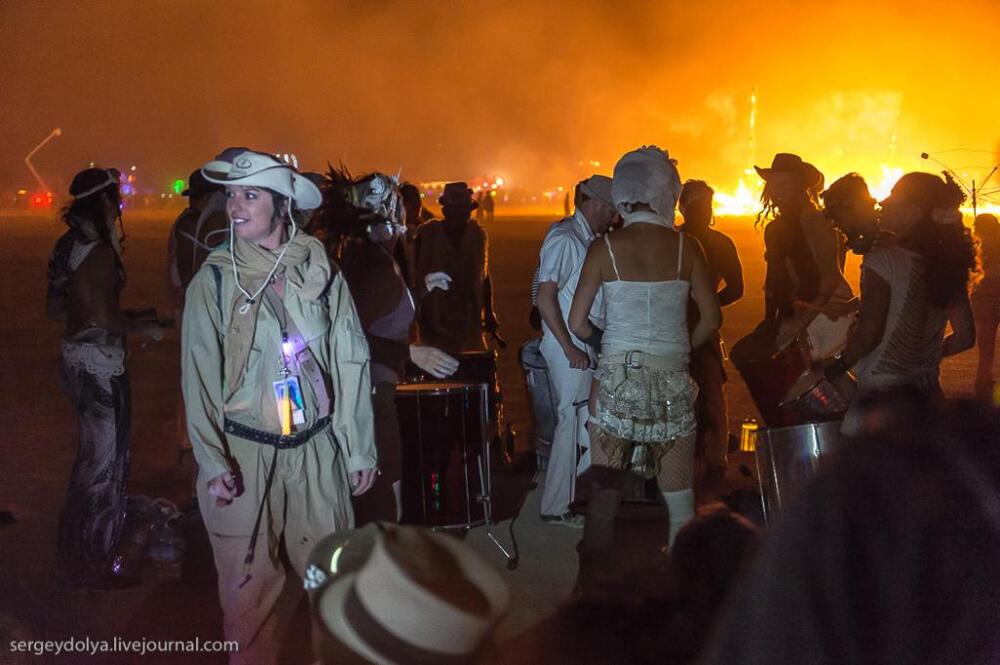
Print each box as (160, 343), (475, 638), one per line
(730, 327), (812, 427)
(754, 420), (842, 524)
(406, 350), (502, 436)
(395, 381), (491, 529)
(780, 367), (857, 419)
(519, 339), (555, 469)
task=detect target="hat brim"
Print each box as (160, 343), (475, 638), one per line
(313, 530), (509, 665)
(438, 197), (479, 210)
(316, 574), (395, 665)
(201, 160), (322, 210)
(754, 165), (821, 189)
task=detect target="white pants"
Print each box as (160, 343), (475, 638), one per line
(539, 334), (592, 516)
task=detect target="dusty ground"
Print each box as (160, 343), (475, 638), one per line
(0, 209), (992, 663)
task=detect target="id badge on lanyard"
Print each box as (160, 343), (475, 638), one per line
(272, 333), (305, 435)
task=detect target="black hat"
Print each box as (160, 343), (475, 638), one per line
(754, 153), (821, 188)
(182, 169), (217, 198)
(438, 182), (478, 209)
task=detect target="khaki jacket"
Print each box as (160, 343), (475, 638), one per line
(181, 249), (376, 533)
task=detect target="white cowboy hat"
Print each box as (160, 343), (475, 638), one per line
(201, 150), (322, 210)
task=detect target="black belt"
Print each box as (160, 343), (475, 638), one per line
(223, 415), (331, 449)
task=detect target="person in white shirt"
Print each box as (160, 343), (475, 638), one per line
(536, 176), (617, 525)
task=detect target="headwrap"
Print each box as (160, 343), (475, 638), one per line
(577, 175), (614, 208)
(204, 231), (331, 398)
(612, 146), (682, 228)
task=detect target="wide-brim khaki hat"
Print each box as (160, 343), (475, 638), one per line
(310, 525), (508, 665)
(201, 150), (322, 210)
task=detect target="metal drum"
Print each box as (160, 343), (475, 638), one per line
(519, 339), (555, 469)
(395, 381), (491, 529)
(754, 420), (843, 524)
(730, 329), (813, 427)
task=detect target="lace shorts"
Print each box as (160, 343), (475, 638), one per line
(592, 363), (698, 443)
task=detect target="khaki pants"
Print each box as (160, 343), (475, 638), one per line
(197, 435), (353, 665)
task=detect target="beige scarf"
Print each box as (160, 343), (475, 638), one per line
(204, 228), (331, 399)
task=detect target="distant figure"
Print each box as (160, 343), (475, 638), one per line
(46, 168), (163, 590)
(972, 213), (1000, 400)
(678, 180), (744, 504)
(417, 182), (500, 353)
(475, 190), (486, 222)
(822, 172), (977, 436)
(570, 146), (722, 546)
(483, 189), (496, 223)
(564, 191), (571, 217)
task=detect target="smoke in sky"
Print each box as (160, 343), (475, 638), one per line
(0, 0), (997, 195)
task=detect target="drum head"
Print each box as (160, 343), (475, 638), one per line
(396, 381), (486, 395)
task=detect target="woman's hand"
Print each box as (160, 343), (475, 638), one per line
(410, 345), (459, 378)
(350, 468), (377, 496)
(207, 471), (237, 507)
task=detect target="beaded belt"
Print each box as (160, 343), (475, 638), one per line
(223, 415), (331, 449)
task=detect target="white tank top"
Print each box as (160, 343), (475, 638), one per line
(601, 232), (691, 360)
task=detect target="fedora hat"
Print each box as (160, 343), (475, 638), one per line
(754, 153), (821, 188)
(438, 182), (478, 209)
(200, 150), (322, 210)
(308, 524), (508, 665)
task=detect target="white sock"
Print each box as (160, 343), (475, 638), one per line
(663, 489), (695, 547)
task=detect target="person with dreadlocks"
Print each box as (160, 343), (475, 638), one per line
(729, 155), (856, 425)
(181, 150), (377, 665)
(309, 167), (458, 524)
(755, 154), (855, 357)
(823, 171), (977, 436)
(678, 180), (743, 503)
(46, 167), (164, 589)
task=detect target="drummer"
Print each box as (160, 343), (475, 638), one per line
(755, 153), (855, 360)
(309, 169), (459, 523)
(820, 172), (977, 436)
(730, 155), (856, 423)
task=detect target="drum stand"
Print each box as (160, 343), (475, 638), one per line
(476, 448), (521, 570)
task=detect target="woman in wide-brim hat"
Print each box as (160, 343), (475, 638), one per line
(181, 150), (378, 665)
